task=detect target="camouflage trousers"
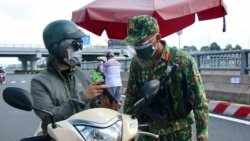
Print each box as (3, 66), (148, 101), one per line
(136, 126), (192, 141)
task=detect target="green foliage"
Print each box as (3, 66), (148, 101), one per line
(224, 44), (233, 50)
(234, 44), (242, 50)
(183, 45), (198, 52)
(209, 42), (221, 51)
(172, 40), (243, 52)
(14, 70), (42, 74)
(224, 44), (242, 50)
(217, 97), (248, 105)
(200, 46), (209, 51)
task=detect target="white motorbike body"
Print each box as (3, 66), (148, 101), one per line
(47, 108), (138, 141)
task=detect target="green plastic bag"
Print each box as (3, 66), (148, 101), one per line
(92, 71), (104, 81)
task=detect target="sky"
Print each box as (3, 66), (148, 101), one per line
(0, 0), (249, 64)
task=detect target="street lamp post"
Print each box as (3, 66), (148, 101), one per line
(247, 31), (249, 49)
(241, 29), (249, 49)
(176, 30), (183, 49)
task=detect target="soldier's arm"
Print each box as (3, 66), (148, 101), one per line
(186, 56), (209, 141)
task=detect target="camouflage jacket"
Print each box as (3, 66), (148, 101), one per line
(124, 46), (209, 141)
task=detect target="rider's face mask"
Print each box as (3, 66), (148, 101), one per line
(63, 40), (83, 66)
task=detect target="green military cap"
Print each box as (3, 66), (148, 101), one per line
(123, 15), (159, 45)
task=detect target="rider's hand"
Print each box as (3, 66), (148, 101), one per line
(101, 95), (121, 111)
(83, 80), (109, 99)
(112, 101), (122, 111)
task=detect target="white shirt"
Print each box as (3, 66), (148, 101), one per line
(101, 58), (122, 87)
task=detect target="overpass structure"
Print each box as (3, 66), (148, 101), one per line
(2, 43), (250, 75)
(0, 44), (131, 70)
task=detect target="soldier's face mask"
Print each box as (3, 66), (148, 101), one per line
(128, 35), (157, 61)
(63, 40), (83, 66)
(127, 35), (157, 68)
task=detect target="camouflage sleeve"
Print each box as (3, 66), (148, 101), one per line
(186, 56), (209, 141)
(123, 59), (140, 114)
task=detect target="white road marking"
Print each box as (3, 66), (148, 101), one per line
(210, 113), (250, 125)
(2, 80), (27, 84)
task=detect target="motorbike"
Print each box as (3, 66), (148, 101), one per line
(0, 72), (5, 84)
(3, 79), (161, 141)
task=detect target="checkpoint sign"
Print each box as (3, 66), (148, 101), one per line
(82, 35), (90, 45)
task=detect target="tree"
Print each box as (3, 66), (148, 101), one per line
(183, 45), (198, 52)
(172, 45), (178, 49)
(209, 42), (221, 51)
(224, 44), (233, 50)
(224, 44), (242, 50)
(200, 46), (209, 52)
(234, 44), (242, 50)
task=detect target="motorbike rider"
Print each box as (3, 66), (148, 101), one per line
(123, 15), (209, 141)
(0, 67), (5, 73)
(31, 20), (110, 134)
(0, 67), (6, 83)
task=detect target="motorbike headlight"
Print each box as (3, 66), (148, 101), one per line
(75, 120), (122, 141)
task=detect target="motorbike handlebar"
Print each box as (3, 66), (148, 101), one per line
(20, 134), (52, 141)
(137, 131), (159, 139)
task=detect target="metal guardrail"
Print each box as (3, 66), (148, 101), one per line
(0, 44), (44, 48)
(0, 44), (132, 61)
(190, 49), (250, 75)
(82, 49), (250, 75)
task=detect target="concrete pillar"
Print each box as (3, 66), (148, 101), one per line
(30, 60), (37, 70)
(21, 60), (28, 70)
(18, 55), (38, 70)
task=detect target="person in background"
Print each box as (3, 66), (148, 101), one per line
(31, 20), (109, 134)
(92, 58), (105, 82)
(0, 67), (5, 74)
(0, 67), (6, 83)
(97, 58), (105, 75)
(101, 51), (123, 110)
(123, 15), (209, 141)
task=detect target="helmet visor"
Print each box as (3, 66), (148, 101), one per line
(64, 30), (86, 39)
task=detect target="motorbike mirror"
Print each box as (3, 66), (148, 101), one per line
(3, 87), (57, 129)
(131, 79), (160, 119)
(142, 79), (160, 99)
(3, 87), (33, 111)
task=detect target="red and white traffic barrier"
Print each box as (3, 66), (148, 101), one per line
(207, 99), (250, 120)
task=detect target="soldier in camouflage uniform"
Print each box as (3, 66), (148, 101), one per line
(123, 15), (209, 141)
